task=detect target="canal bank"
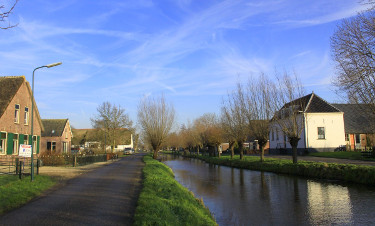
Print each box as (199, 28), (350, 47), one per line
(178, 153), (375, 186)
(134, 155), (217, 226)
(162, 154), (375, 225)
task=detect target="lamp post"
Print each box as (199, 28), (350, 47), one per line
(31, 62), (62, 181)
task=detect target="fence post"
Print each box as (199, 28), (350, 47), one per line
(15, 158), (19, 175)
(36, 159), (40, 175)
(19, 161), (23, 179)
(73, 155), (77, 167)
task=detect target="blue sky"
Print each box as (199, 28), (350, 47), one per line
(0, 0), (368, 129)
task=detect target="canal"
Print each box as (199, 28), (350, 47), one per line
(161, 155), (375, 225)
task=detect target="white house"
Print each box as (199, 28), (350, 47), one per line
(114, 134), (134, 152)
(269, 93), (346, 154)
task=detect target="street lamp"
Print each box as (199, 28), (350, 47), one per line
(31, 62), (62, 181)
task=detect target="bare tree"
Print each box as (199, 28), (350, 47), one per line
(137, 95), (175, 159)
(331, 11), (375, 115)
(91, 102), (133, 152)
(194, 113), (223, 157)
(246, 73), (274, 162)
(268, 71), (305, 164)
(1, 0), (18, 29)
(221, 83), (248, 159)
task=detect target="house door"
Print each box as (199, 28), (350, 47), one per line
(355, 134), (361, 149)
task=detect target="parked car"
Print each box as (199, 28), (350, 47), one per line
(124, 148), (134, 155)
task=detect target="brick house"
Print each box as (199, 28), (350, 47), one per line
(0, 76), (44, 158)
(332, 104), (375, 150)
(40, 119), (73, 154)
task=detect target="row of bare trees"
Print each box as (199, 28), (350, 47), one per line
(153, 72), (305, 163)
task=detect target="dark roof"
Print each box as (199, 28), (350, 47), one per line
(283, 93), (341, 113)
(332, 104), (375, 134)
(41, 119), (68, 137)
(0, 76), (24, 118)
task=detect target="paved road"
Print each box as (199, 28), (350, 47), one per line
(265, 155), (375, 166)
(0, 154), (145, 226)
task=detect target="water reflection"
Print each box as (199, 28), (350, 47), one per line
(162, 154), (375, 226)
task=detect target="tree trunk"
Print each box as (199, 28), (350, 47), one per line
(153, 149), (158, 159)
(239, 142), (244, 160)
(260, 145), (264, 162)
(289, 137), (300, 164)
(217, 145), (221, 158)
(231, 146), (234, 159)
(197, 146), (200, 155)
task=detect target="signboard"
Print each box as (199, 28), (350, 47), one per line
(19, 144), (32, 157)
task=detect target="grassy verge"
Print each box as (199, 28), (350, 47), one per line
(134, 155), (217, 226)
(308, 151), (375, 161)
(0, 175), (57, 214)
(182, 154), (375, 186)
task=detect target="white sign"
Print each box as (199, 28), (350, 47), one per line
(19, 144), (32, 157)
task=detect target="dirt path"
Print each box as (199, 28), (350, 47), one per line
(0, 153), (145, 226)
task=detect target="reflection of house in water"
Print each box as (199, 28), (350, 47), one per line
(307, 181), (353, 225)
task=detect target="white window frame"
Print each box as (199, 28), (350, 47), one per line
(13, 133), (19, 155)
(318, 127), (325, 140)
(0, 132), (7, 155)
(14, 104), (20, 123)
(33, 135), (37, 154)
(24, 134), (29, 145)
(24, 107), (29, 125)
(63, 142), (67, 153)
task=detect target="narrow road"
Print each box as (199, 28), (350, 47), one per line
(0, 153), (145, 226)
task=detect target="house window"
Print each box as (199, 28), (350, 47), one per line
(33, 136), (37, 154)
(65, 129), (68, 139)
(271, 129), (274, 141)
(24, 107), (29, 125)
(13, 134), (19, 154)
(63, 142), (67, 153)
(24, 135), (29, 145)
(0, 132), (6, 155)
(345, 134), (349, 142)
(318, 127), (325, 139)
(276, 129), (279, 141)
(47, 141), (56, 152)
(355, 134), (361, 144)
(14, 104), (20, 123)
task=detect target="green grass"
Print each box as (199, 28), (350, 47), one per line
(182, 154), (375, 186)
(134, 155), (217, 226)
(0, 175), (57, 214)
(308, 151), (375, 161)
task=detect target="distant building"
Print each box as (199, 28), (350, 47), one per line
(332, 104), (375, 150)
(40, 119), (73, 154)
(0, 76), (44, 158)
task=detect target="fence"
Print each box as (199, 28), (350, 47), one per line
(39, 153), (117, 167)
(0, 156), (39, 177)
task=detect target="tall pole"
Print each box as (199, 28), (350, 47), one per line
(30, 62), (62, 181)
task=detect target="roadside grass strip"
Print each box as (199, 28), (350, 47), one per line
(184, 154), (375, 186)
(309, 151), (375, 161)
(0, 175), (56, 214)
(134, 155), (217, 226)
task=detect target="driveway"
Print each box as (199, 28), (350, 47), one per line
(0, 153), (145, 226)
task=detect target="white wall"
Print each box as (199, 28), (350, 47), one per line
(269, 114), (306, 149)
(269, 113), (345, 151)
(304, 113), (345, 150)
